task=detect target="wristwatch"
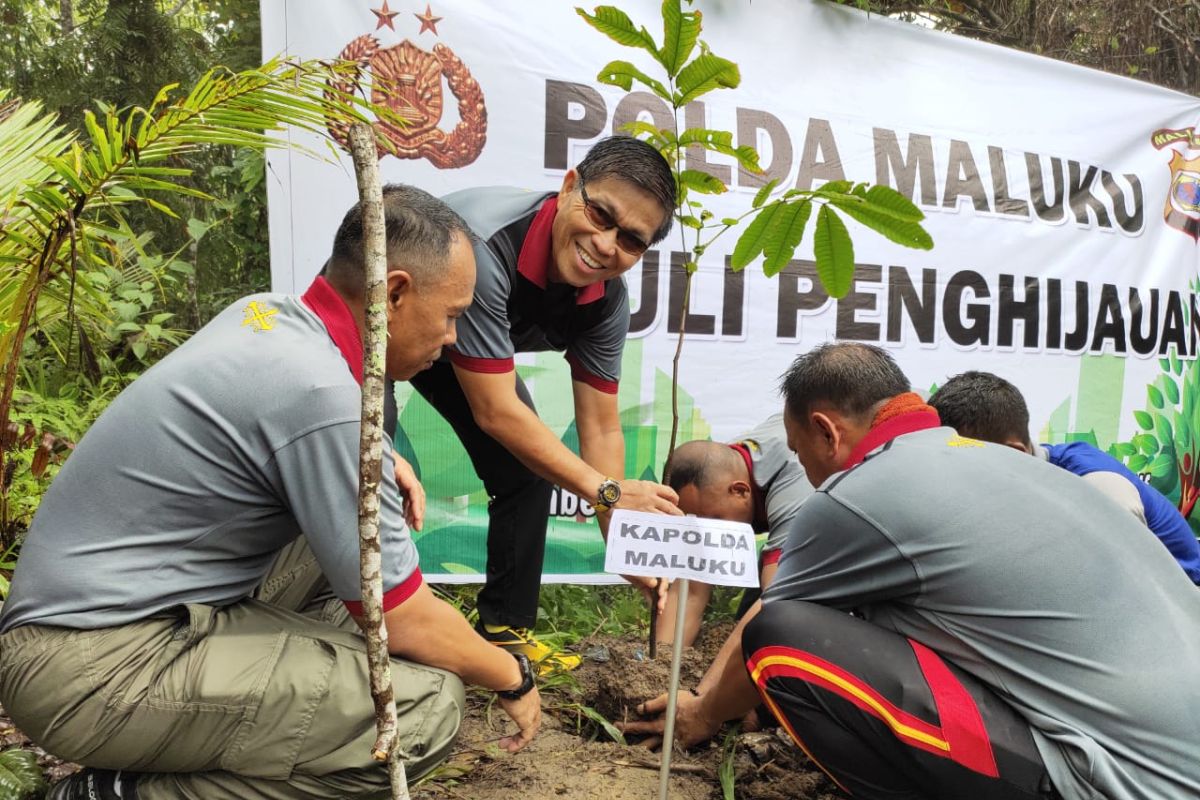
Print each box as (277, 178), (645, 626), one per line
(593, 477), (622, 512)
(497, 653), (535, 700)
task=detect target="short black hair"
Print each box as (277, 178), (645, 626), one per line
(576, 135), (675, 244)
(326, 183), (475, 296)
(780, 342), (910, 422)
(663, 440), (741, 493)
(929, 371), (1033, 451)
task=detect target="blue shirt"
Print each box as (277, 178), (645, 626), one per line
(1043, 441), (1200, 584)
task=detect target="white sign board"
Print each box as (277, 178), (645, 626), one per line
(605, 510), (758, 588)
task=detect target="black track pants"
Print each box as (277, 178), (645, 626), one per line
(743, 600), (1060, 800)
(409, 361), (552, 629)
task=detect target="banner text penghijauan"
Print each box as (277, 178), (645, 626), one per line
(627, 259), (1199, 358)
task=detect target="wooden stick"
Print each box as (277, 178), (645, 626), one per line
(610, 759), (709, 776)
(648, 578), (659, 660)
(659, 578), (690, 800)
(348, 121), (408, 800)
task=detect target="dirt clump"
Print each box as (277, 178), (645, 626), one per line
(413, 710), (716, 800)
(574, 622), (734, 723)
(413, 621), (847, 799)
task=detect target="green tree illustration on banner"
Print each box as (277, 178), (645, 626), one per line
(1109, 346), (1200, 521)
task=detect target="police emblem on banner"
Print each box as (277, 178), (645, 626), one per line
(1150, 126), (1200, 241)
(326, 3), (487, 168)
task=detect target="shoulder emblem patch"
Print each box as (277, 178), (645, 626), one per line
(241, 300), (278, 333)
(946, 435), (984, 448)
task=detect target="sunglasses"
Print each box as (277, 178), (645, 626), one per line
(578, 182), (650, 257)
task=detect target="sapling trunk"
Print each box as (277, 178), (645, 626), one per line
(347, 122), (409, 800)
(650, 267), (695, 661)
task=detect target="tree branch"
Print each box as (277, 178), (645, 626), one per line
(348, 121), (409, 800)
(59, 0), (74, 34)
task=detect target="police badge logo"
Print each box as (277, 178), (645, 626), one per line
(326, 4), (487, 168)
(1151, 126), (1200, 241)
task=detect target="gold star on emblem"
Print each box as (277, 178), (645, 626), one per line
(372, 0), (399, 31)
(241, 301), (278, 333)
(414, 3), (442, 35)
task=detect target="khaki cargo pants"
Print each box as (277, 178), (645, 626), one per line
(0, 539), (464, 799)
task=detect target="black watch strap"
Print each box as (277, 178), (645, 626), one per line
(496, 653), (535, 700)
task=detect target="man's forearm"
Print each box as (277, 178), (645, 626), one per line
(695, 600), (764, 724)
(579, 426), (625, 538)
(381, 585), (522, 691)
(481, 400), (606, 500)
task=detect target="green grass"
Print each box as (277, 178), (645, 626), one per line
(433, 582), (743, 646)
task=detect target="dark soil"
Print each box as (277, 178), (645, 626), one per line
(413, 623), (847, 800)
(2, 624), (847, 800)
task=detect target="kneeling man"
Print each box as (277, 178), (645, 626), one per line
(625, 343), (1200, 800)
(0, 185), (540, 800)
(658, 414), (811, 646)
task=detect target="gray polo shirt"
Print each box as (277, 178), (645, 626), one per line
(765, 426), (1200, 800)
(441, 186), (630, 393)
(733, 413), (812, 556)
(0, 287), (421, 632)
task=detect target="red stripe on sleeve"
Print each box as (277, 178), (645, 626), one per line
(909, 639), (1000, 777)
(762, 548), (783, 566)
(566, 353), (618, 394)
(448, 351), (515, 374)
(343, 568), (424, 617)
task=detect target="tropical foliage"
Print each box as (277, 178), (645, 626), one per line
(0, 748), (45, 800)
(0, 59), (375, 552)
(2, 0), (271, 323)
(833, 0), (1200, 95)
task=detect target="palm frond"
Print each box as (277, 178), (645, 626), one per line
(0, 58), (378, 521)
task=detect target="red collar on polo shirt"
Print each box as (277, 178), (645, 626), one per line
(843, 392), (941, 469)
(517, 196), (606, 306)
(301, 275), (363, 385)
(728, 443), (769, 530)
(300, 275), (426, 613)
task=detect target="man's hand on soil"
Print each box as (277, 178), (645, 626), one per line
(497, 688), (541, 753)
(616, 479), (682, 516)
(622, 574), (670, 616)
(392, 450), (426, 530)
(616, 689), (719, 750)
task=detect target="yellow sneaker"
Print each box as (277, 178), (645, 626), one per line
(477, 623), (582, 674)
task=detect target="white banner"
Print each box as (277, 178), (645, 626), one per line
(262, 0), (1200, 580)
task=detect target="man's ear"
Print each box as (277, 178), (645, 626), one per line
(729, 480), (752, 499)
(558, 169), (579, 200)
(810, 411), (840, 455)
(1003, 439), (1033, 455)
(386, 270), (414, 311)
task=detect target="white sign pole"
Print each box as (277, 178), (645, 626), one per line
(604, 509), (757, 799)
(658, 577), (689, 800)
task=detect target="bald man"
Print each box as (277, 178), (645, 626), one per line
(658, 415), (811, 646)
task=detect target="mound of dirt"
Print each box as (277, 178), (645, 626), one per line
(412, 624), (848, 800)
(574, 624), (725, 723)
(415, 711), (717, 800)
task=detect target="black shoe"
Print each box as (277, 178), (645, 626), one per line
(48, 769), (137, 800)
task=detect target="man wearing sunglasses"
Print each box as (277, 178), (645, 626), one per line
(411, 135), (680, 669)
